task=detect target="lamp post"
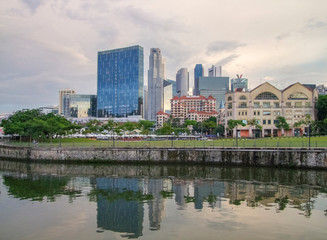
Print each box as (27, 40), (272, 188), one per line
(171, 132), (174, 147)
(308, 123), (311, 148)
(235, 126), (238, 147)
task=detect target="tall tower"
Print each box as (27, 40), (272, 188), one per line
(193, 64), (204, 96)
(147, 48), (165, 121)
(208, 65), (217, 77)
(59, 89), (76, 116)
(176, 68), (189, 97)
(97, 45), (144, 118)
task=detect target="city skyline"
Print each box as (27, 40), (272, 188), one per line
(1, 0), (327, 113)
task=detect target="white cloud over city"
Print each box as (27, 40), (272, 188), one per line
(1, 0), (326, 113)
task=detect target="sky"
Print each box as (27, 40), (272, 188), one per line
(1, 0), (327, 113)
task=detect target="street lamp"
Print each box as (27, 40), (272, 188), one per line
(308, 123), (311, 148)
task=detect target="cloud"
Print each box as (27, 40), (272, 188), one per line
(20, 0), (43, 13)
(207, 41), (246, 55)
(1, 0), (327, 113)
(215, 54), (239, 66)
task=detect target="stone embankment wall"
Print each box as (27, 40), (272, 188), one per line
(0, 144), (326, 168)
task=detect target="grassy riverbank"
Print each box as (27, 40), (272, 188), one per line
(2, 136), (327, 148)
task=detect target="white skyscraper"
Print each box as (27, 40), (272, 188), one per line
(147, 48), (165, 120)
(176, 68), (189, 97)
(208, 65), (217, 77)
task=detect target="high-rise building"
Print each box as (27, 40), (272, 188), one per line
(97, 45), (144, 118)
(199, 76), (229, 111)
(163, 80), (173, 113)
(176, 68), (189, 97)
(193, 64), (204, 96)
(69, 94), (97, 118)
(166, 79), (177, 97)
(208, 65), (217, 77)
(231, 75), (248, 92)
(61, 94), (97, 118)
(316, 84), (326, 95)
(147, 48), (165, 120)
(59, 89), (76, 115)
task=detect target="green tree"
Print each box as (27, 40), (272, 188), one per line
(248, 118), (262, 138)
(227, 120), (245, 146)
(316, 95), (327, 121)
(84, 119), (101, 134)
(1, 109), (43, 141)
(274, 116), (290, 136)
(156, 123), (173, 135)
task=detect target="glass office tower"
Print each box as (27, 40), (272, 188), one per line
(193, 64), (204, 96)
(97, 45), (144, 118)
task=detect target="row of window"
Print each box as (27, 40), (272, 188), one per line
(227, 92), (309, 101)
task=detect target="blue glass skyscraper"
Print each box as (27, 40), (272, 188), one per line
(193, 64), (204, 96)
(97, 45), (144, 117)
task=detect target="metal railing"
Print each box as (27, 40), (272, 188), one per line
(2, 138), (326, 149)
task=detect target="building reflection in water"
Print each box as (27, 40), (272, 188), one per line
(92, 178), (145, 238)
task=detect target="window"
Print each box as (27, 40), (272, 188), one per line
(263, 111), (271, 115)
(274, 102), (280, 108)
(286, 102), (292, 107)
(255, 92), (278, 100)
(258, 111), (260, 116)
(263, 120), (266, 124)
(240, 95), (247, 100)
(263, 102), (271, 108)
(268, 120), (271, 124)
(288, 92), (308, 100)
(227, 96), (232, 101)
(228, 103), (232, 109)
(295, 102), (302, 108)
(254, 102), (260, 108)
(239, 102), (247, 108)
(254, 111), (256, 116)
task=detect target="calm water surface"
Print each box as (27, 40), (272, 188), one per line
(0, 160), (326, 240)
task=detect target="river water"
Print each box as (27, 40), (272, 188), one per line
(0, 160), (326, 240)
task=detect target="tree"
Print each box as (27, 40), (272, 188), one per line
(1, 109), (43, 141)
(227, 120), (246, 146)
(156, 123), (173, 135)
(316, 95), (327, 121)
(274, 116), (290, 136)
(0, 109), (80, 144)
(248, 119), (262, 138)
(84, 119), (101, 134)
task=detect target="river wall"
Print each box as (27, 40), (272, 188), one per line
(0, 144), (326, 168)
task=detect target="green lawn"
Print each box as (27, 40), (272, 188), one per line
(4, 136), (327, 148)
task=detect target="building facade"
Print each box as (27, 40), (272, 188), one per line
(59, 89), (76, 115)
(170, 95), (217, 122)
(156, 111), (170, 128)
(176, 68), (189, 97)
(61, 94), (97, 118)
(147, 48), (165, 120)
(193, 64), (204, 96)
(199, 76), (229, 112)
(69, 94), (97, 118)
(208, 65), (217, 77)
(225, 82), (318, 138)
(231, 75), (248, 92)
(163, 80), (173, 114)
(97, 45), (144, 118)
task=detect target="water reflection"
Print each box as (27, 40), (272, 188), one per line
(1, 160), (327, 239)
